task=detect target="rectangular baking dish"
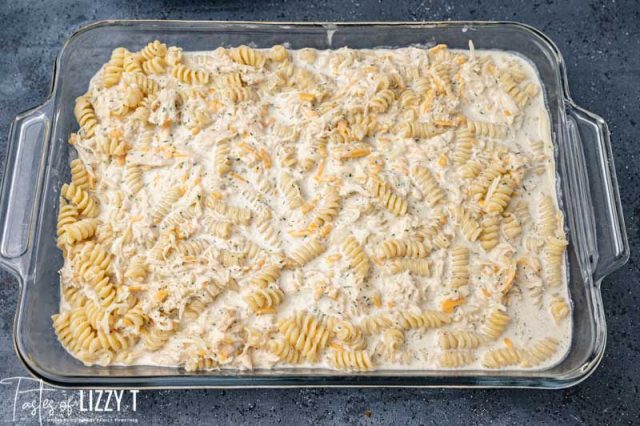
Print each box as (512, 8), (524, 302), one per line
(0, 20), (629, 389)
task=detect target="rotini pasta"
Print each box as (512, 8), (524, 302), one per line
(522, 337), (559, 367)
(439, 331), (484, 350)
(308, 187), (341, 230)
(376, 239), (430, 260)
(479, 215), (500, 251)
(229, 45), (266, 68)
(289, 238), (326, 267)
(451, 206), (481, 242)
(279, 311), (331, 360)
(387, 258), (431, 276)
(74, 96), (98, 137)
(55, 42), (569, 372)
(438, 351), (475, 368)
(543, 237), (568, 287)
(244, 287), (285, 314)
(448, 246), (470, 288)
(482, 347), (522, 368)
(206, 198), (252, 225)
(411, 166), (446, 207)
(365, 177), (408, 216)
(341, 235), (370, 281)
(250, 264), (282, 288)
(396, 310), (449, 330)
(329, 350), (373, 371)
(333, 321), (367, 350)
(550, 296), (570, 324)
(278, 171), (304, 209)
(268, 339), (302, 364)
(171, 63), (210, 85)
(360, 313), (394, 335)
(480, 309), (511, 340)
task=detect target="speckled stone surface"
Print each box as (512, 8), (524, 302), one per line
(0, 0), (639, 424)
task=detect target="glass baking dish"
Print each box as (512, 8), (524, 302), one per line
(0, 20), (629, 389)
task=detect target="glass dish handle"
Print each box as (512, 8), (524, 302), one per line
(566, 103), (629, 283)
(0, 100), (53, 276)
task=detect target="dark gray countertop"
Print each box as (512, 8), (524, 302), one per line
(0, 0), (638, 424)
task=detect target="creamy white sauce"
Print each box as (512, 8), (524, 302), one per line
(58, 44), (571, 371)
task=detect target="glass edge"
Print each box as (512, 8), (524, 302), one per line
(570, 106), (630, 281)
(20, 19), (602, 390)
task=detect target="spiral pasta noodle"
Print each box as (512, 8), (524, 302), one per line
(123, 72), (159, 95)
(376, 239), (430, 260)
(400, 122), (446, 139)
(229, 45), (265, 68)
(254, 212), (280, 250)
(329, 350), (373, 371)
(62, 285), (88, 309)
(452, 127), (475, 166)
(538, 195), (559, 237)
(396, 310), (449, 330)
(142, 324), (175, 351)
(268, 339), (302, 364)
(214, 137), (232, 176)
(70, 158), (92, 189)
(245, 287), (285, 313)
(483, 175), (516, 215)
(522, 337), (559, 367)
(448, 246), (470, 288)
(366, 177), (408, 216)
(333, 321), (367, 350)
(97, 135), (127, 157)
(482, 347), (522, 369)
(64, 219), (100, 244)
(466, 121), (507, 140)
(468, 162), (506, 201)
(124, 256), (147, 282)
(206, 198), (252, 225)
(498, 71), (538, 109)
(278, 310), (331, 360)
(439, 331), (484, 350)
(451, 206), (481, 242)
(387, 258), (431, 276)
(176, 239), (209, 258)
(150, 188), (182, 224)
(341, 235), (370, 281)
(57, 201), (79, 240)
(360, 313), (394, 335)
(102, 47), (128, 88)
(250, 264), (282, 288)
(411, 166), (446, 207)
(278, 171), (304, 209)
(142, 56), (167, 75)
(479, 215), (500, 251)
(308, 187), (341, 230)
(543, 237), (568, 288)
(369, 89), (395, 113)
(171, 63), (210, 85)
(502, 212), (522, 239)
(379, 328), (404, 358)
(141, 40), (167, 60)
(289, 238), (325, 267)
(550, 296), (570, 324)
(74, 96), (98, 137)
(480, 309), (511, 340)
(123, 163), (144, 195)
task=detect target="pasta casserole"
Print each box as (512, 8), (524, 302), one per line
(53, 40), (571, 371)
